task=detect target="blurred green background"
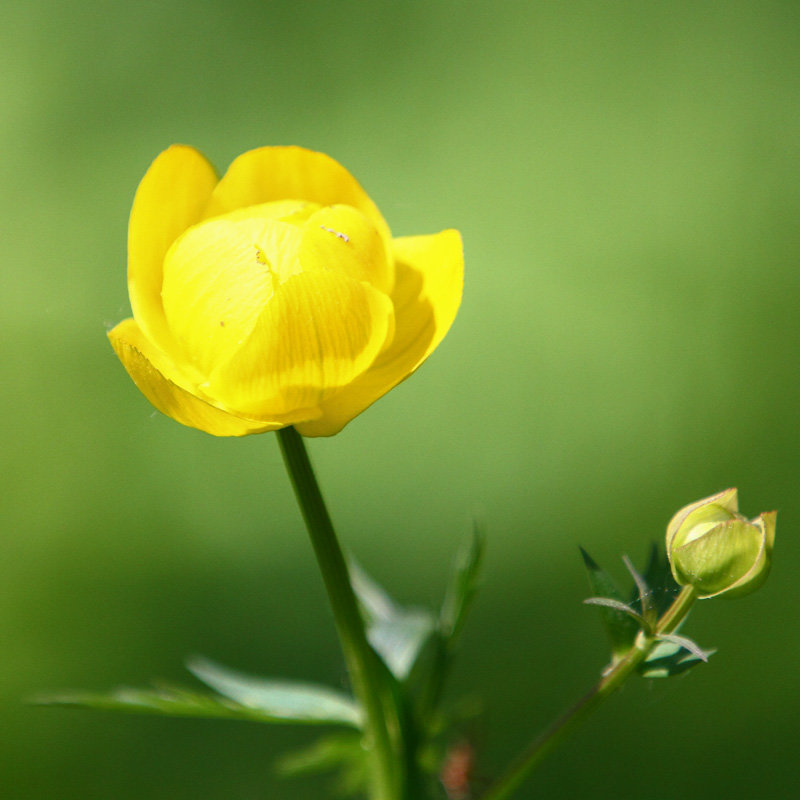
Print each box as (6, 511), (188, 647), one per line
(3, 0), (799, 797)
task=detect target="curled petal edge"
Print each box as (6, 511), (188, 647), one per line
(108, 319), (319, 437)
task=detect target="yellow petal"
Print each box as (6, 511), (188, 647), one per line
(202, 147), (391, 242)
(207, 271), (395, 418)
(161, 216), (304, 374)
(300, 205), (394, 294)
(128, 145), (218, 355)
(295, 229), (463, 437)
(214, 199), (321, 226)
(108, 318), (316, 436)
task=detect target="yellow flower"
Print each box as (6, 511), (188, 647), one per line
(108, 146), (463, 436)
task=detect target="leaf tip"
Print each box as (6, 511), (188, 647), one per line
(579, 546), (600, 571)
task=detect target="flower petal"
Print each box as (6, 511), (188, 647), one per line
(300, 205), (394, 294)
(202, 147), (391, 241)
(128, 145), (218, 354)
(208, 271), (395, 418)
(108, 319), (315, 436)
(161, 216), (303, 375)
(295, 229), (463, 437)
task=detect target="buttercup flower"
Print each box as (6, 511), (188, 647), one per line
(666, 488), (776, 598)
(108, 146), (463, 436)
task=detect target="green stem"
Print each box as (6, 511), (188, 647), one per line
(480, 586), (698, 800)
(276, 426), (404, 800)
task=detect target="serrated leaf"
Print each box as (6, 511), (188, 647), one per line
(32, 685), (316, 724)
(187, 656), (361, 727)
(580, 547), (639, 656)
(440, 523), (486, 643)
(638, 638), (715, 679)
(349, 561), (436, 681)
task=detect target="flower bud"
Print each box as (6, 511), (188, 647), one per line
(666, 489), (775, 598)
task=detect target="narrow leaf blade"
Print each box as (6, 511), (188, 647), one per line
(366, 610), (436, 681)
(580, 548), (639, 655)
(622, 554), (655, 621)
(655, 633), (710, 663)
(275, 731), (365, 777)
(32, 686), (311, 724)
(638, 639), (715, 679)
(640, 543), (683, 618)
(440, 522), (486, 643)
(187, 656), (361, 727)
(350, 560), (437, 681)
(276, 732), (371, 797)
(583, 597), (650, 630)
(349, 560), (396, 624)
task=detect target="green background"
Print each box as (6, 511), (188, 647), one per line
(3, 1), (799, 797)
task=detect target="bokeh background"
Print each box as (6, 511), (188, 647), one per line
(3, 1), (799, 797)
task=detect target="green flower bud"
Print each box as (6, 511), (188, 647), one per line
(666, 489), (775, 598)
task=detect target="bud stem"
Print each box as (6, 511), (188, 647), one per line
(479, 585), (698, 800)
(654, 585), (698, 635)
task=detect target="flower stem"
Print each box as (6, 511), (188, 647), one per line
(479, 586), (698, 800)
(276, 426), (404, 800)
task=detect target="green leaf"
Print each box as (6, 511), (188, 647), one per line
(639, 543), (682, 618)
(579, 547), (639, 657)
(276, 732), (370, 797)
(349, 562), (436, 681)
(369, 610), (437, 681)
(187, 656), (362, 727)
(408, 526), (486, 718)
(622, 554), (655, 622)
(440, 522), (486, 643)
(638, 638), (715, 679)
(275, 730), (364, 776)
(32, 685), (319, 724)
(349, 559), (396, 622)
(582, 597), (650, 632)
(655, 633), (710, 663)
